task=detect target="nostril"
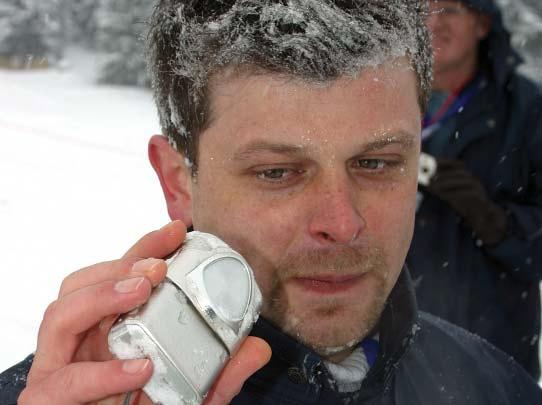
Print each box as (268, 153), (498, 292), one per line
(320, 232), (332, 241)
(350, 230), (360, 243)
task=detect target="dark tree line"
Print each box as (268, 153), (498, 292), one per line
(0, 0), (540, 84)
(0, 0), (62, 68)
(95, 0), (153, 86)
(0, 0), (153, 85)
(497, 0), (542, 80)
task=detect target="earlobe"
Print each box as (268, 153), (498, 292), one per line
(148, 135), (193, 226)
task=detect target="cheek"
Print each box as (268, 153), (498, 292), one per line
(363, 184), (416, 257)
(192, 179), (301, 275)
(451, 25), (480, 53)
(215, 201), (301, 300)
(224, 188), (302, 234)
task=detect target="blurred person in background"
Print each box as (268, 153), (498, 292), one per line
(409, 0), (542, 379)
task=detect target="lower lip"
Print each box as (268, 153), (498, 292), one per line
(293, 276), (364, 295)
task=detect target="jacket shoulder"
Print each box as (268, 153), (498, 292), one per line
(0, 355), (34, 405)
(505, 71), (542, 109)
(391, 312), (542, 404)
(417, 311), (513, 360)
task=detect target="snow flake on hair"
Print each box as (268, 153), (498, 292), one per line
(147, 0), (432, 161)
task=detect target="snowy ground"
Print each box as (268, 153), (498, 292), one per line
(0, 48), (167, 371)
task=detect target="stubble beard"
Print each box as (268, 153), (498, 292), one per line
(261, 245), (390, 358)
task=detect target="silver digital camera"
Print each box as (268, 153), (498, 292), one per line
(108, 231), (262, 405)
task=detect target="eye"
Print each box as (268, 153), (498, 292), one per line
(256, 168), (293, 181)
(356, 159), (386, 170)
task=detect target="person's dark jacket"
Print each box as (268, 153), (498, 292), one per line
(2, 269), (541, 404)
(408, 0), (542, 379)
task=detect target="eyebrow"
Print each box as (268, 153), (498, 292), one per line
(232, 131), (417, 161)
(363, 132), (416, 152)
(232, 142), (306, 161)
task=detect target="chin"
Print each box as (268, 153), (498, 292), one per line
(276, 303), (381, 354)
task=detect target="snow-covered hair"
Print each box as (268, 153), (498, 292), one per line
(147, 0), (433, 167)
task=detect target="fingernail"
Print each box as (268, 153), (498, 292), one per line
(122, 359), (150, 374)
(160, 221), (173, 230)
(131, 258), (162, 274)
(115, 277), (145, 293)
(160, 220), (178, 230)
(160, 220), (185, 233)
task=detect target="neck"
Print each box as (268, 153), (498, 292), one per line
(433, 55), (479, 92)
(323, 347), (355, 364)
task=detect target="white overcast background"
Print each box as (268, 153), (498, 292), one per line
(0, 48), (168, 371)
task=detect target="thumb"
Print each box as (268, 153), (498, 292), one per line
(204, 337), (272, 405)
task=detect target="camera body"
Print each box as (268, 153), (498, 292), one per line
(108, 232), (262, 405)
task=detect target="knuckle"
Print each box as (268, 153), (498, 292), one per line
(58, 274), (75, 297)
(102, 257), (137, 281)
(42, 300), (59, 324)
(121, 256), (142, 273)
(18, 384), (51, 405)
(17, 387), (33, 404)
(58, 366), (78, 397)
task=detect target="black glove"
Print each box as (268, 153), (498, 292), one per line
(425, 158), (507, 245)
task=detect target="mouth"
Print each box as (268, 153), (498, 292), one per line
(292, 274), (365, 295)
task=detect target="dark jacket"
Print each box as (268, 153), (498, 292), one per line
(2, 269), (541, 404)
(408, 0), (542, 379)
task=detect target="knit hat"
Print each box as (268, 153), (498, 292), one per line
(452, 0), (522, 85)
(456, 0), (500, 15)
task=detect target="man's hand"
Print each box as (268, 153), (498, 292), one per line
(18, 221), (271, 405)
(425, 158), (507, 245)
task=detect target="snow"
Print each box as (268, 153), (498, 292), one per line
(109, 320), (187, 405)
(0, 48), (167, 372)
(497, 0), (542, 81)
(149, 0), (432, 166)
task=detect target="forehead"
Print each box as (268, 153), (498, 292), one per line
(201, 59), (421, 153)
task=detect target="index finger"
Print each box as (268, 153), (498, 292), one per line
(58, 221), (187, 298)
(122, 220), (187, 259)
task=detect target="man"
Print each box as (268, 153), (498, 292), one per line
(409, 0), (542, 379)
(1, 1), (541, 404)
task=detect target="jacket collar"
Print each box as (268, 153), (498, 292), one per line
(250, 267), (420, 400)
(424, 76), (500, 159)
(358, 267), (419, 399)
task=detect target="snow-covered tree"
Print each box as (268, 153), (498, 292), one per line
(497, 0), (542, 81)
(66, 0), (100, 47)
(95, 0), (153, 86)
(0, 0), (62, 68)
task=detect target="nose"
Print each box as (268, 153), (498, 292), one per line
(307, 177), (366, 246)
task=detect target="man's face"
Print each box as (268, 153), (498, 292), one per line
(189, 60), (421, 358)
(427, 1), (489, 76)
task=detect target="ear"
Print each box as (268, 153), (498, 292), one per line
(148, 135), (193, 226)
(476, 14), (492, 40)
